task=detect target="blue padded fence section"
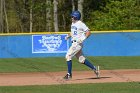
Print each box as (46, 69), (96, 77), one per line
(0, 32), (140, 58)
(83, 32), (140, 56)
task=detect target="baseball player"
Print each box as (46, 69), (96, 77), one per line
(63, 10), (100, 80)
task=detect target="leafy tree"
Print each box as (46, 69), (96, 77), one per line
(87, 0), (140, 30)
(1, 0), (140, 33)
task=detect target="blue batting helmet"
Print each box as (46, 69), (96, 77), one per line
(71, 11), (81, 20)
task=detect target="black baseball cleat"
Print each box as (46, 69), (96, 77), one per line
(63, 73), (72, 80)
(94, 66), (100, 79)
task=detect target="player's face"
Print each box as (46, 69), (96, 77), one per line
(71, 16), (76, 23)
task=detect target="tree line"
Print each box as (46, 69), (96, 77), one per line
(0, 0), (140, 33)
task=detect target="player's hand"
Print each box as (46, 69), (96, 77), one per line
(78, 37), (87, 43)
(65, 36), (70, 40)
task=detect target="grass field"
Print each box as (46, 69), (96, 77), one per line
(0, 82), (139, 93)
(0, 56), (140, 93)
(0, 56), (140, 72)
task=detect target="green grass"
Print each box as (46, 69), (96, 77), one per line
(0, 57), (140, 93)
(0, 56), (140, 72)
(0, 82), (139, 93)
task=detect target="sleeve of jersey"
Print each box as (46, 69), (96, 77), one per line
(81, 23), (90, 32)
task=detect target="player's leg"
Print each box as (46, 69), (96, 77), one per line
(64, 42), (82, 79)
(64, 48), (72, 79)
(75, 50), (95, 70)
(76, 51), (100, 78)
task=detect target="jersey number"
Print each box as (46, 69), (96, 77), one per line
(74, 31), (77, 35)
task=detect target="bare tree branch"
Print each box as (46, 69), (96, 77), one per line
(53, 0), (59, 32)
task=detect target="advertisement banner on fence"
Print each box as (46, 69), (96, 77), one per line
(32, 34), (69, 53)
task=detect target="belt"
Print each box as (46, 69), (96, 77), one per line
(72, 40), (77, 43)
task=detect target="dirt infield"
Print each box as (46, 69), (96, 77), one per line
(0, 69), (140, 86)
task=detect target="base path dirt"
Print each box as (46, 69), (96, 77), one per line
(0, 69), (140, 86)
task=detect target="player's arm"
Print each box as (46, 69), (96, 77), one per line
(65, 33), (71, 40)
(85, 30), (91, 38)
(80, 22), (91, 42)
(79, 30), (90, 43)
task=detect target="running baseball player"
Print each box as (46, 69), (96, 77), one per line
(63, 10), (100, 80)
